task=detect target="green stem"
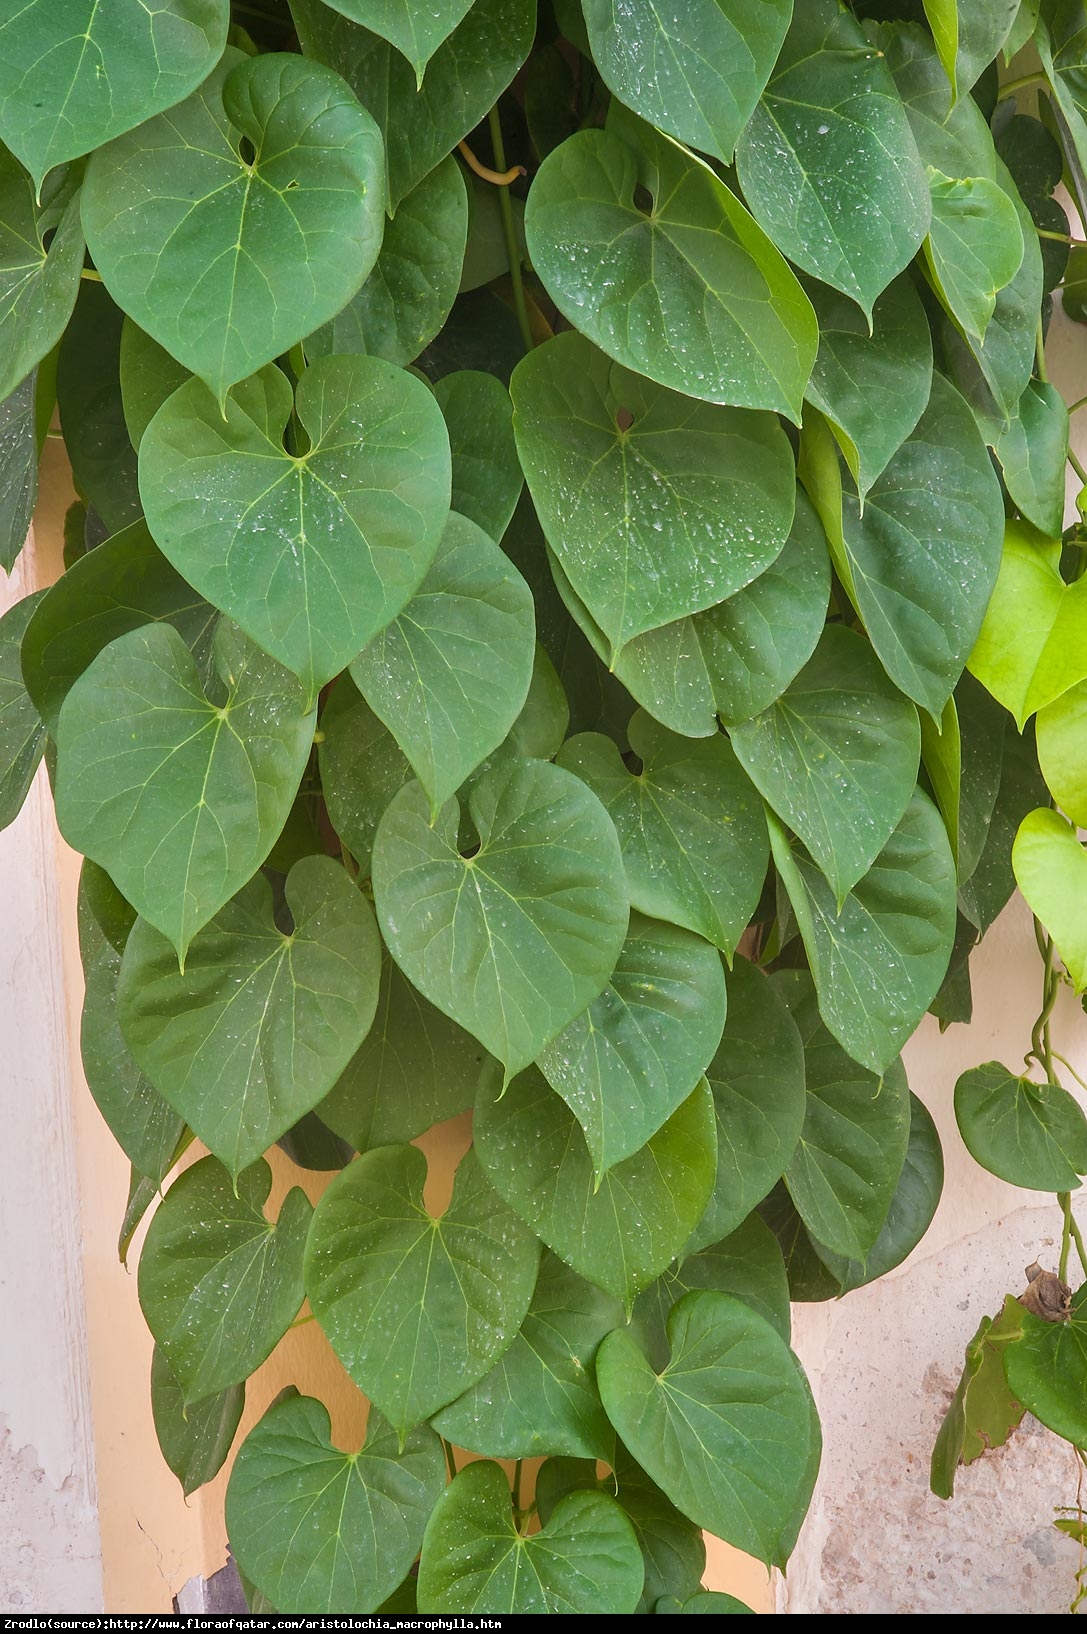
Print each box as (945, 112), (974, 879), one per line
(288, 1312), (316, 1330)
(1069, 396), (1087, 417)
(487, 105), (533, 355)
(1070, 1205), (1087, 1281)
(1053, 1050), (1087, 1095)
(79, 266), (103, 282)
(1036, 228), (1087, 246)
(1036, 315), (1050, 384)
(998, 72), (1050, 101)
(441, 1438), (458, 1484)
(1070, 444), (1087, 487)
(1030, 925), (1059, 1079)
(1061, 1193), (1074, 1283)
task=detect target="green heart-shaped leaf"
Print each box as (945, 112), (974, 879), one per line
(0, 153), (83, 405)
(351, 511), (535, 811)
(512, 329), (796, 650)
(970, 524), (1087, 728)
(582, 0), (790, 164)
(119, 321), (191, 452)
(774, 970), (912, 1261)
(635, 1212), (792, 1353)
(417, 1460), (643, 1614)
(22, 521), (216, 736)
(772, 792), (957, 1075)
(687, 955), (807, 1255)
(597, 1290), (815, 1568)
(118, 856), (381, 1176)
(433, 370), (523, 542)
(372, 760), (628, 1079)
(991, 380), (1069, 541)
(318, 0), (474, 85)
(318, 947), (488, 1152)
(78, 861), (186, 1186)
(226, 1394), (445, 1614)
(559, 711), (768, 957)
(923, 0), (1019, 100)
(954, 1060), (1087, 1191)
(138, 1155), (311, 1402)
(307, 156), (467, 366)
(736, 0), (930, 316)
(1013, 808), (1087, 993)
(305, 1145), (539, 1438)
(924, 172), (1024, 343)
(292, 0), (536, 210)
(0, 591), (44, 831)
(432, 1250), (624, 1460)
(83, 51), (385, 399)
(141, 355), (451, 700)
(474, 1065), (716, 1308)
(55, 620), (315, 961)
(151, 1348), (243, 1500)
(1004, 1287), (1087, 1447)
(730, 625), (921, 903)
(0, 0), (228, 185)
(317, 676), (410, 875)
(839, 371), (1005, 718)
(0, 372), (38, 572)
(525, 106), (817, 421)
(803, 275), (933, 505)
(537, 914), (727, 1181)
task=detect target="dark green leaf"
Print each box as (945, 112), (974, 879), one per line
(736, 0), (930, 315)
(118, 322), (190, 452)
(0, 152), (83, 404)
(922, 0), (1019, 100)
(372, 760), (628, 1079)
(83, 50), (385, 400)
(992, 380), (1069, 540)
(318, 676), (410, 874)
(525, 105), (818, 422)
(226, 1394), (445, 1613)
(55, 620), (315, 961)
(757, 1182), (844, 1303)
(475, 1065), (717, 1309)
(138, 1155), (310, 1401)
(634, 1212), (792, 1353)
(958, 722), (1046, 932)
(924, 172), (1024, 346)
(432, 370), (523, 542)
(118, 857), (381, 1176)
(57, 282), (141, 535)
(305, 1145), (539, 1437)
(417, 1460), (643, 1614)
(0, 372), (39, 571)
(151, 1348), (243, 1499)
(0, 591), (44, 831)
(559, 711), (767, 957)
(317, 1), (474, 83)
(730, 624), (921, 903)
(955, 1061), (1087, 1190)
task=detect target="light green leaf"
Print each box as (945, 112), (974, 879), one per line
(930, 1296), (1026, 1499)
(0, 372), (38, 573)
(474, 1066), (716, 1308)
(83, 50), (385, 400)
(1038, 679), (1087, 827)
(537, 913), (726, 1181)
(372, 760), (628, 1079)
(78, 860), (187, 1186)
(968, 523), (1087, 728)
(55, 620), (315, 961)
(151, 1348), (243, 1500)
(992, 380), (1069, 540)
(736, 0), (930, 315)
(1013, 808), (1087, 992)
(118, 857), (381, 1176)
(771, 793), (957, 1075)
(924, 172), (1024, 345)
(559, 711), (767, 957)
(307, 156), (467, 365)
(525, 106), (817, 422)
(687, 956), (807, 1255)
(839, 371), (1006, 718)
(597, 1291), (815, 1568)
(955, 1060), (1087, 1191)
(512, 330), (795, 650)
(634, 1212), (792, 1352)
(417, 1460), (643, 1614)
(319, 0), (474, 81)
(432, 370), (523, 543)
(138, 1155), (310, 1402)
(0, 591), (44, 831)
(226, 1394), (445, 1614)
(317, 676), (410, 875)
(730, 625), (921, 903)
(0, 0), (228, 185)
(350, 511), (535, 811)
(291, 0), (536, 210)
(775, 969), (912, 1261)
(581, 0), (791, 164)
(803, 275), (933, 504)
(318, 947), (488, 1151)
(923, 0), (1019, 99)
(811, 1092), (944, 1292)
(0, 152), (82, 409)
(1005, 1285), (1087, 1446)
(141, 355), (451, 701)
(119, 321), (190, 452)
(22, 521), (215, 737)
(305, 1145), (539, 1437)
(432, 1250), (624, 1460)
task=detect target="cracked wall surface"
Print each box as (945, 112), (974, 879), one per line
(0, 1425), (101, 1614)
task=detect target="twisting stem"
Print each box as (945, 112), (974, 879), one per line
(458, 139), (524, 187)
(1061, 1193), (1075, 1283)
(441, 1438), (458, 1483)
(1030, 925), (1060, 1079)
(487, 105), (534, 354)
(998, 72), (1049, 101)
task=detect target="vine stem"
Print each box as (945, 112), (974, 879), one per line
(998, 72), (1050, 101)
(1030, 923), (1059, 1078)
(1036, 227), (1087, 246)
(487, 105), (534, 355)
(288, 1311), (316, 1330)
(1070, 444), (1087, 487)
(79, 267), (103, 282)
(441, 1438), (458, 1483)
(1068, 396), (1087, 417)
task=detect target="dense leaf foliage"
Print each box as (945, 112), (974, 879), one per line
(4, 0), (1087, 1612)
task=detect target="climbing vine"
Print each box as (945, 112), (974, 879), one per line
(0, 0), (1086, 1614)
